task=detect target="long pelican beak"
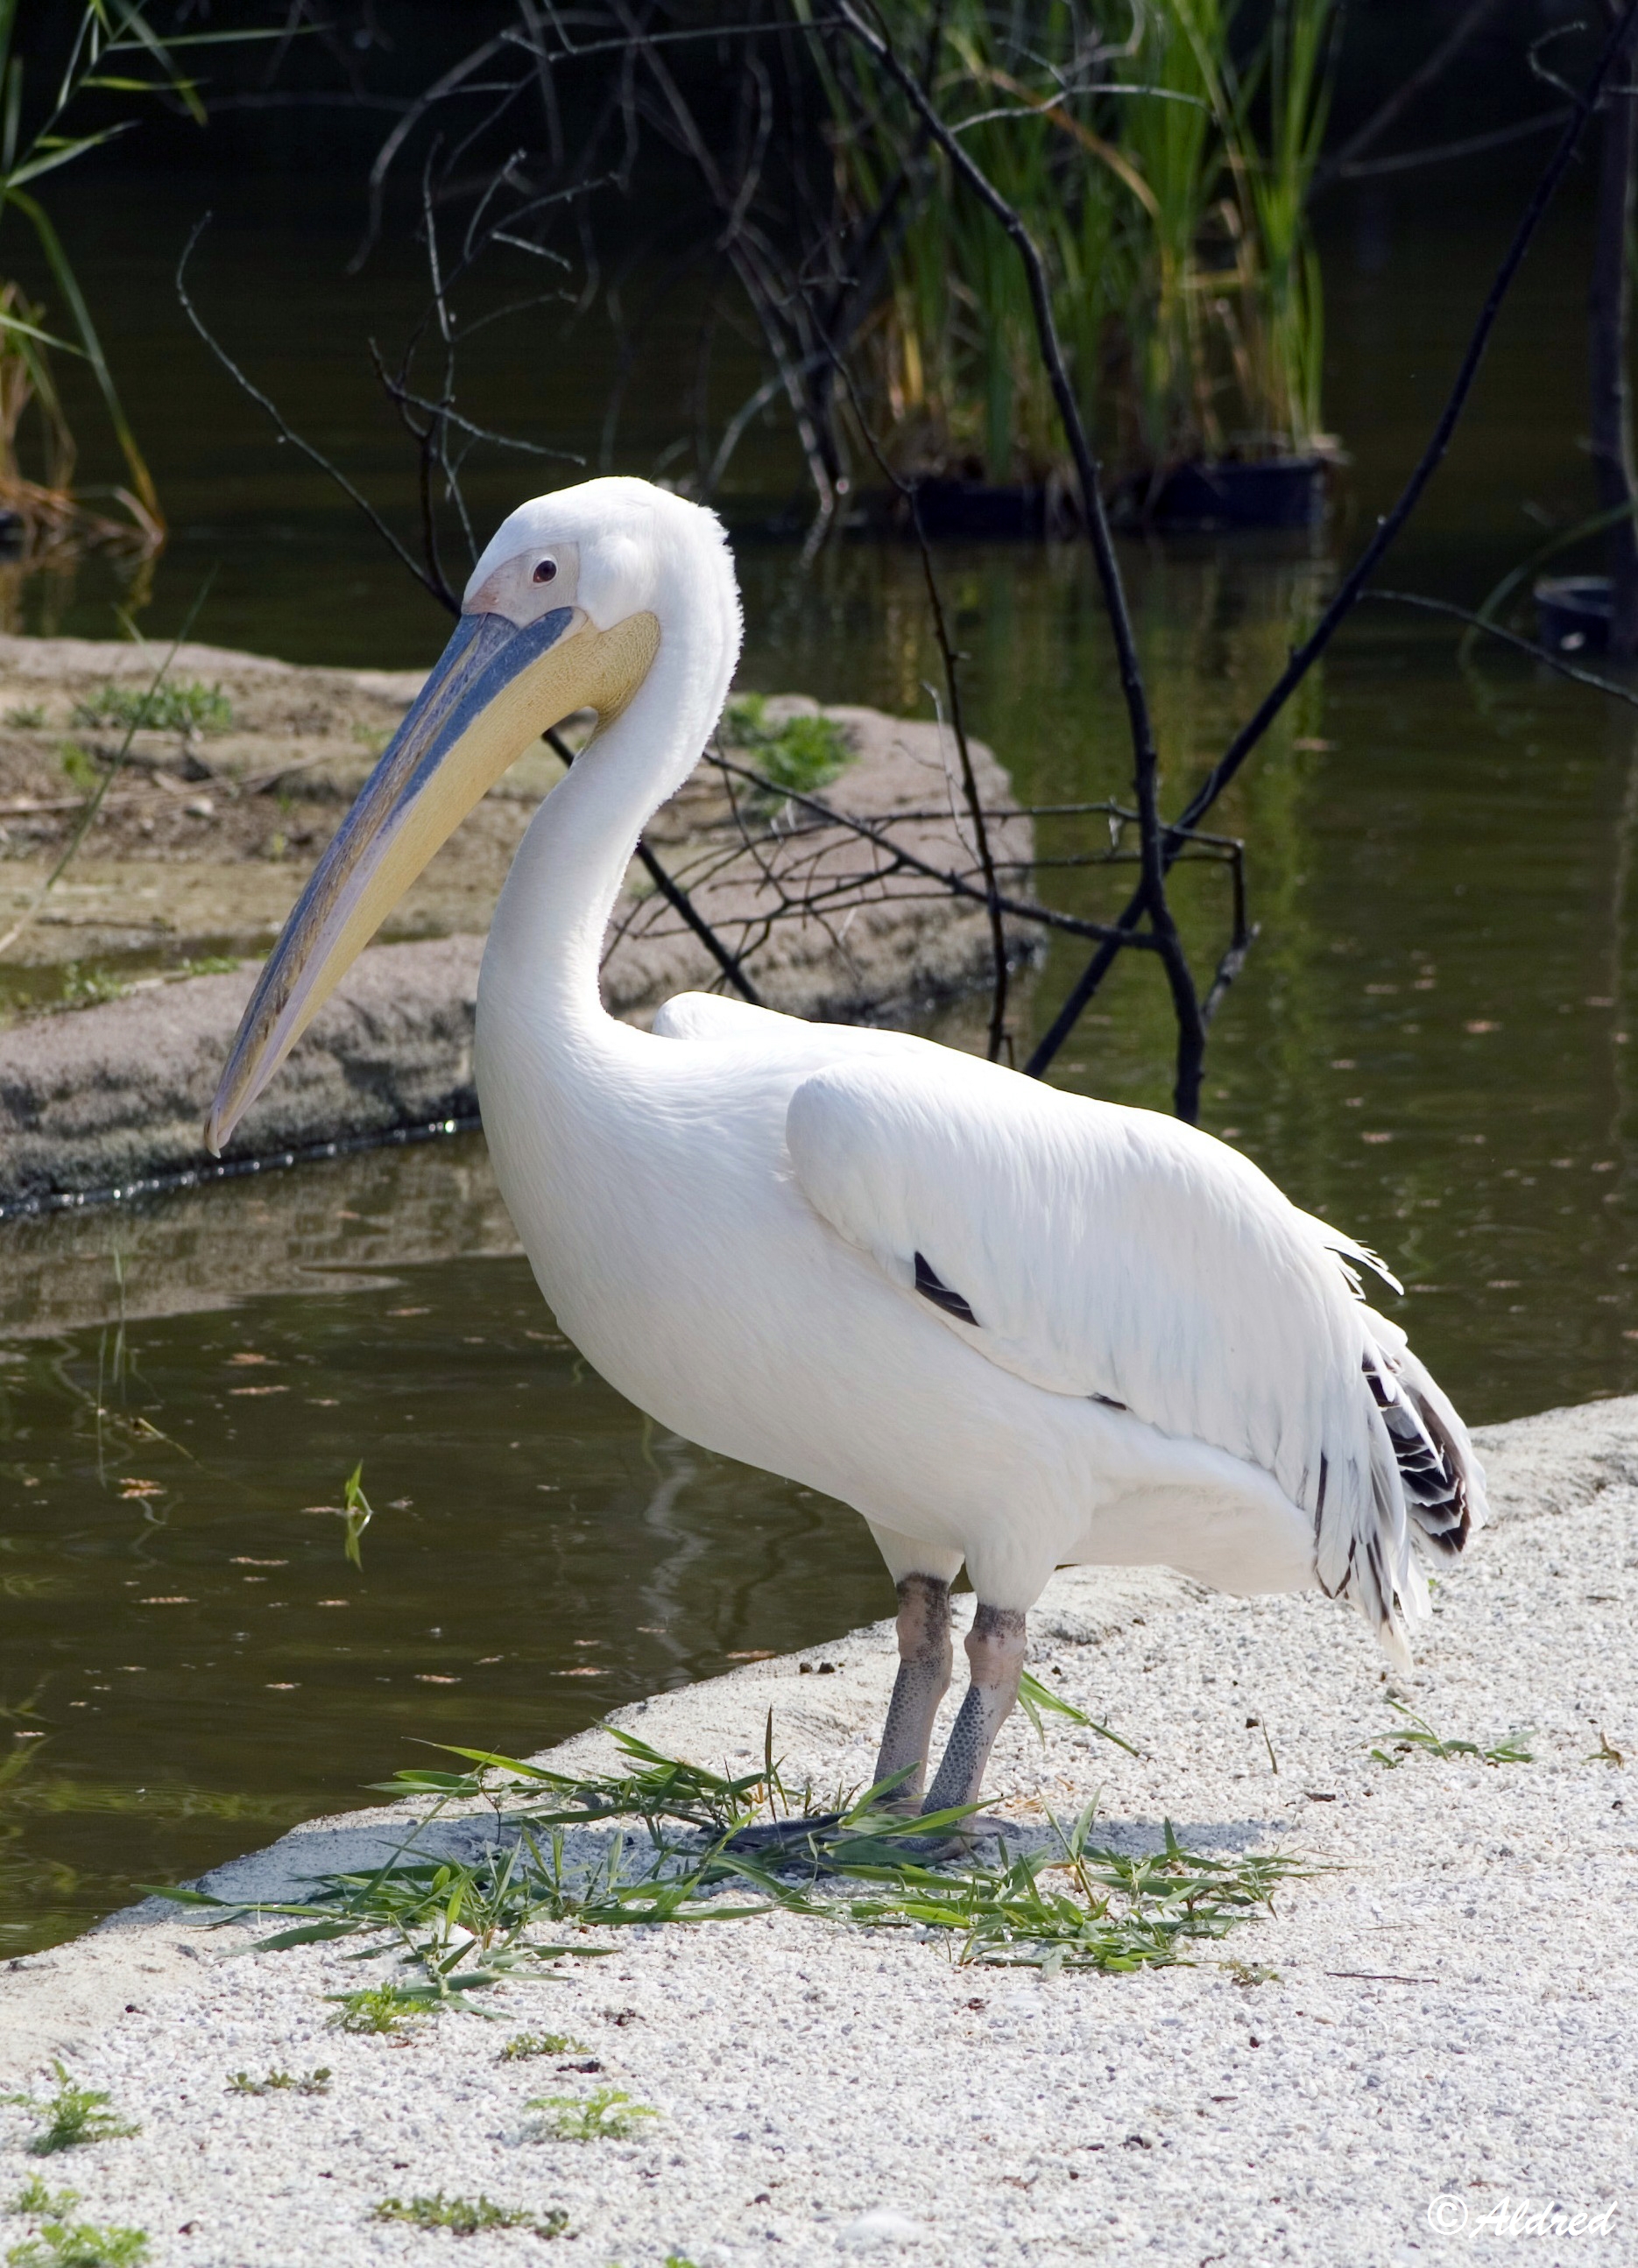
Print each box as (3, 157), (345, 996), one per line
(206, 599), (660, 1155)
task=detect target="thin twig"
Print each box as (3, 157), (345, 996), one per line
(623, 0), (841, 531)
(367, 357), (581, 461)
(1327, 108), (1574, 182)
(1364, 588), (1638, 708)
(833, 0), (1207, 1113)
(910, 518), (1011, 1059)
(351, 32), (515, 272)
(175, 217), (448, 611)
(1201, 923), (1260, 1031)
(706, 751), (1158, 949)
(632, 839), (764, 1002)
(832, 350), (1011, 1056)
(544, 728), (762, 1002)
(1027, 0), (1638, 1079)
(1316, 0), (1510, 187)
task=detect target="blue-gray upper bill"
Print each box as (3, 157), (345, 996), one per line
(208, 603), (575, 1151)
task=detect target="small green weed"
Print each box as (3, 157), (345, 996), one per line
(226, 2067), (330, 2096)
(527, 2088), (658, 2143)
(4, 2188), (147, 2268)
(835, 1808), (1310, 1974)
(721, 691), (769, 739)
(380, 1722), (804, 1838)
(179, 955), (240, 979)
(58, 744), (100, 797)
(326, 1985), (432, 2036)
(4, 704), (46, 729)
(150, 1722), (1309, 1997)
(1016, 1670), (1139, 1755)
(1585, 1728), (1624, 1768)
(4, 2224), (149, 2268)
(152, 1726), (782, 2001)
(1370, 1699), (1534, 1768)
(5, 2187), (78, 2222)
(370, 2193), (568, 2238)
(342, 1461), (374, 1571)
(58, 966), (128, 1010)
(72, 680), (232, 736)
(500, 2033), (587, 2062)
(2, 2067), (139, 2155)
(721, 694), (851, 797)
(1221, 1959), (1281, 1988)
(1480, 1729), (1535, 1764)
(756, 712), (849, 795)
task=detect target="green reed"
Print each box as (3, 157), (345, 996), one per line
(825, 0), (1337, 484)
(144, 1712), (1307, 1993)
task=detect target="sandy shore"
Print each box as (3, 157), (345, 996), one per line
(1, 1394), (1634, 2266)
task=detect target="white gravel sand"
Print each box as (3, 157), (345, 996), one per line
(2, 1396), (1634, 2267)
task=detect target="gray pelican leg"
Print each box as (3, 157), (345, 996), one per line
(921, 1603), (1027, 1817)
(723, 1576), (950, 1859)
(871, 1574), (954, 1806)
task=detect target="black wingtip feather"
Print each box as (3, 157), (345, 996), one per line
(1364, 1352), (1473, 1559)
(914, 1250), (978, 1326)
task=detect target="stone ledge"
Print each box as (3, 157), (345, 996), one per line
(1, 687), (1033, 1206)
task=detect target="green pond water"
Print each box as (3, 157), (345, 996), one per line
(4, 168), (1638, 1951)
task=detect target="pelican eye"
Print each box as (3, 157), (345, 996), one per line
(533, 558), (558, 584)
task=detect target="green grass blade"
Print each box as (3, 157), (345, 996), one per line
(7, 187), (159, 520)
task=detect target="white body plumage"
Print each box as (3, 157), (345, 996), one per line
(470, 482), (1486, 1669)
(211, 476), (1486, 1812)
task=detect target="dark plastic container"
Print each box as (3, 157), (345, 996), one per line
(1142, 456), (1326, 532)
(1533, 575), (1612, 654)
(886, 455), (1326, 539)
(908, 479), (1048, 539)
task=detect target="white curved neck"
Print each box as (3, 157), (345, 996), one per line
(480, 591), (736, 1040)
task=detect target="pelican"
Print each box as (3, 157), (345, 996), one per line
(208, 477), (1486, 1825)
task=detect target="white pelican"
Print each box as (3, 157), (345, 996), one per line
(208, 478), (1485, 1824)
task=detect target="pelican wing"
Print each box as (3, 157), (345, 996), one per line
(653, 992), (804, 1043)
(653, 992), (928, 1059)
(787, 1049), (1483, 1658)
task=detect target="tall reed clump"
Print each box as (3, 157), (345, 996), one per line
(0, 2), (267, 573)
(1228, 0), (1337, 461)
(828, 0), (1338, 489)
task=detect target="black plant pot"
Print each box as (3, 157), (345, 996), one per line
(886, 455), (1326, 540)
(907, 478), (1050, 539)
(1533, 575), (1612, 654)
(1139, 456), (1327, 532)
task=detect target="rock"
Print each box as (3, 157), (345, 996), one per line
(838, 2208), (935, 2250)
(611, 699), (1034, 1025)
(0, 935), (483, 1209)
(0, 662), (1034, 1208)
(1471, 1396), (1638, 1525)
